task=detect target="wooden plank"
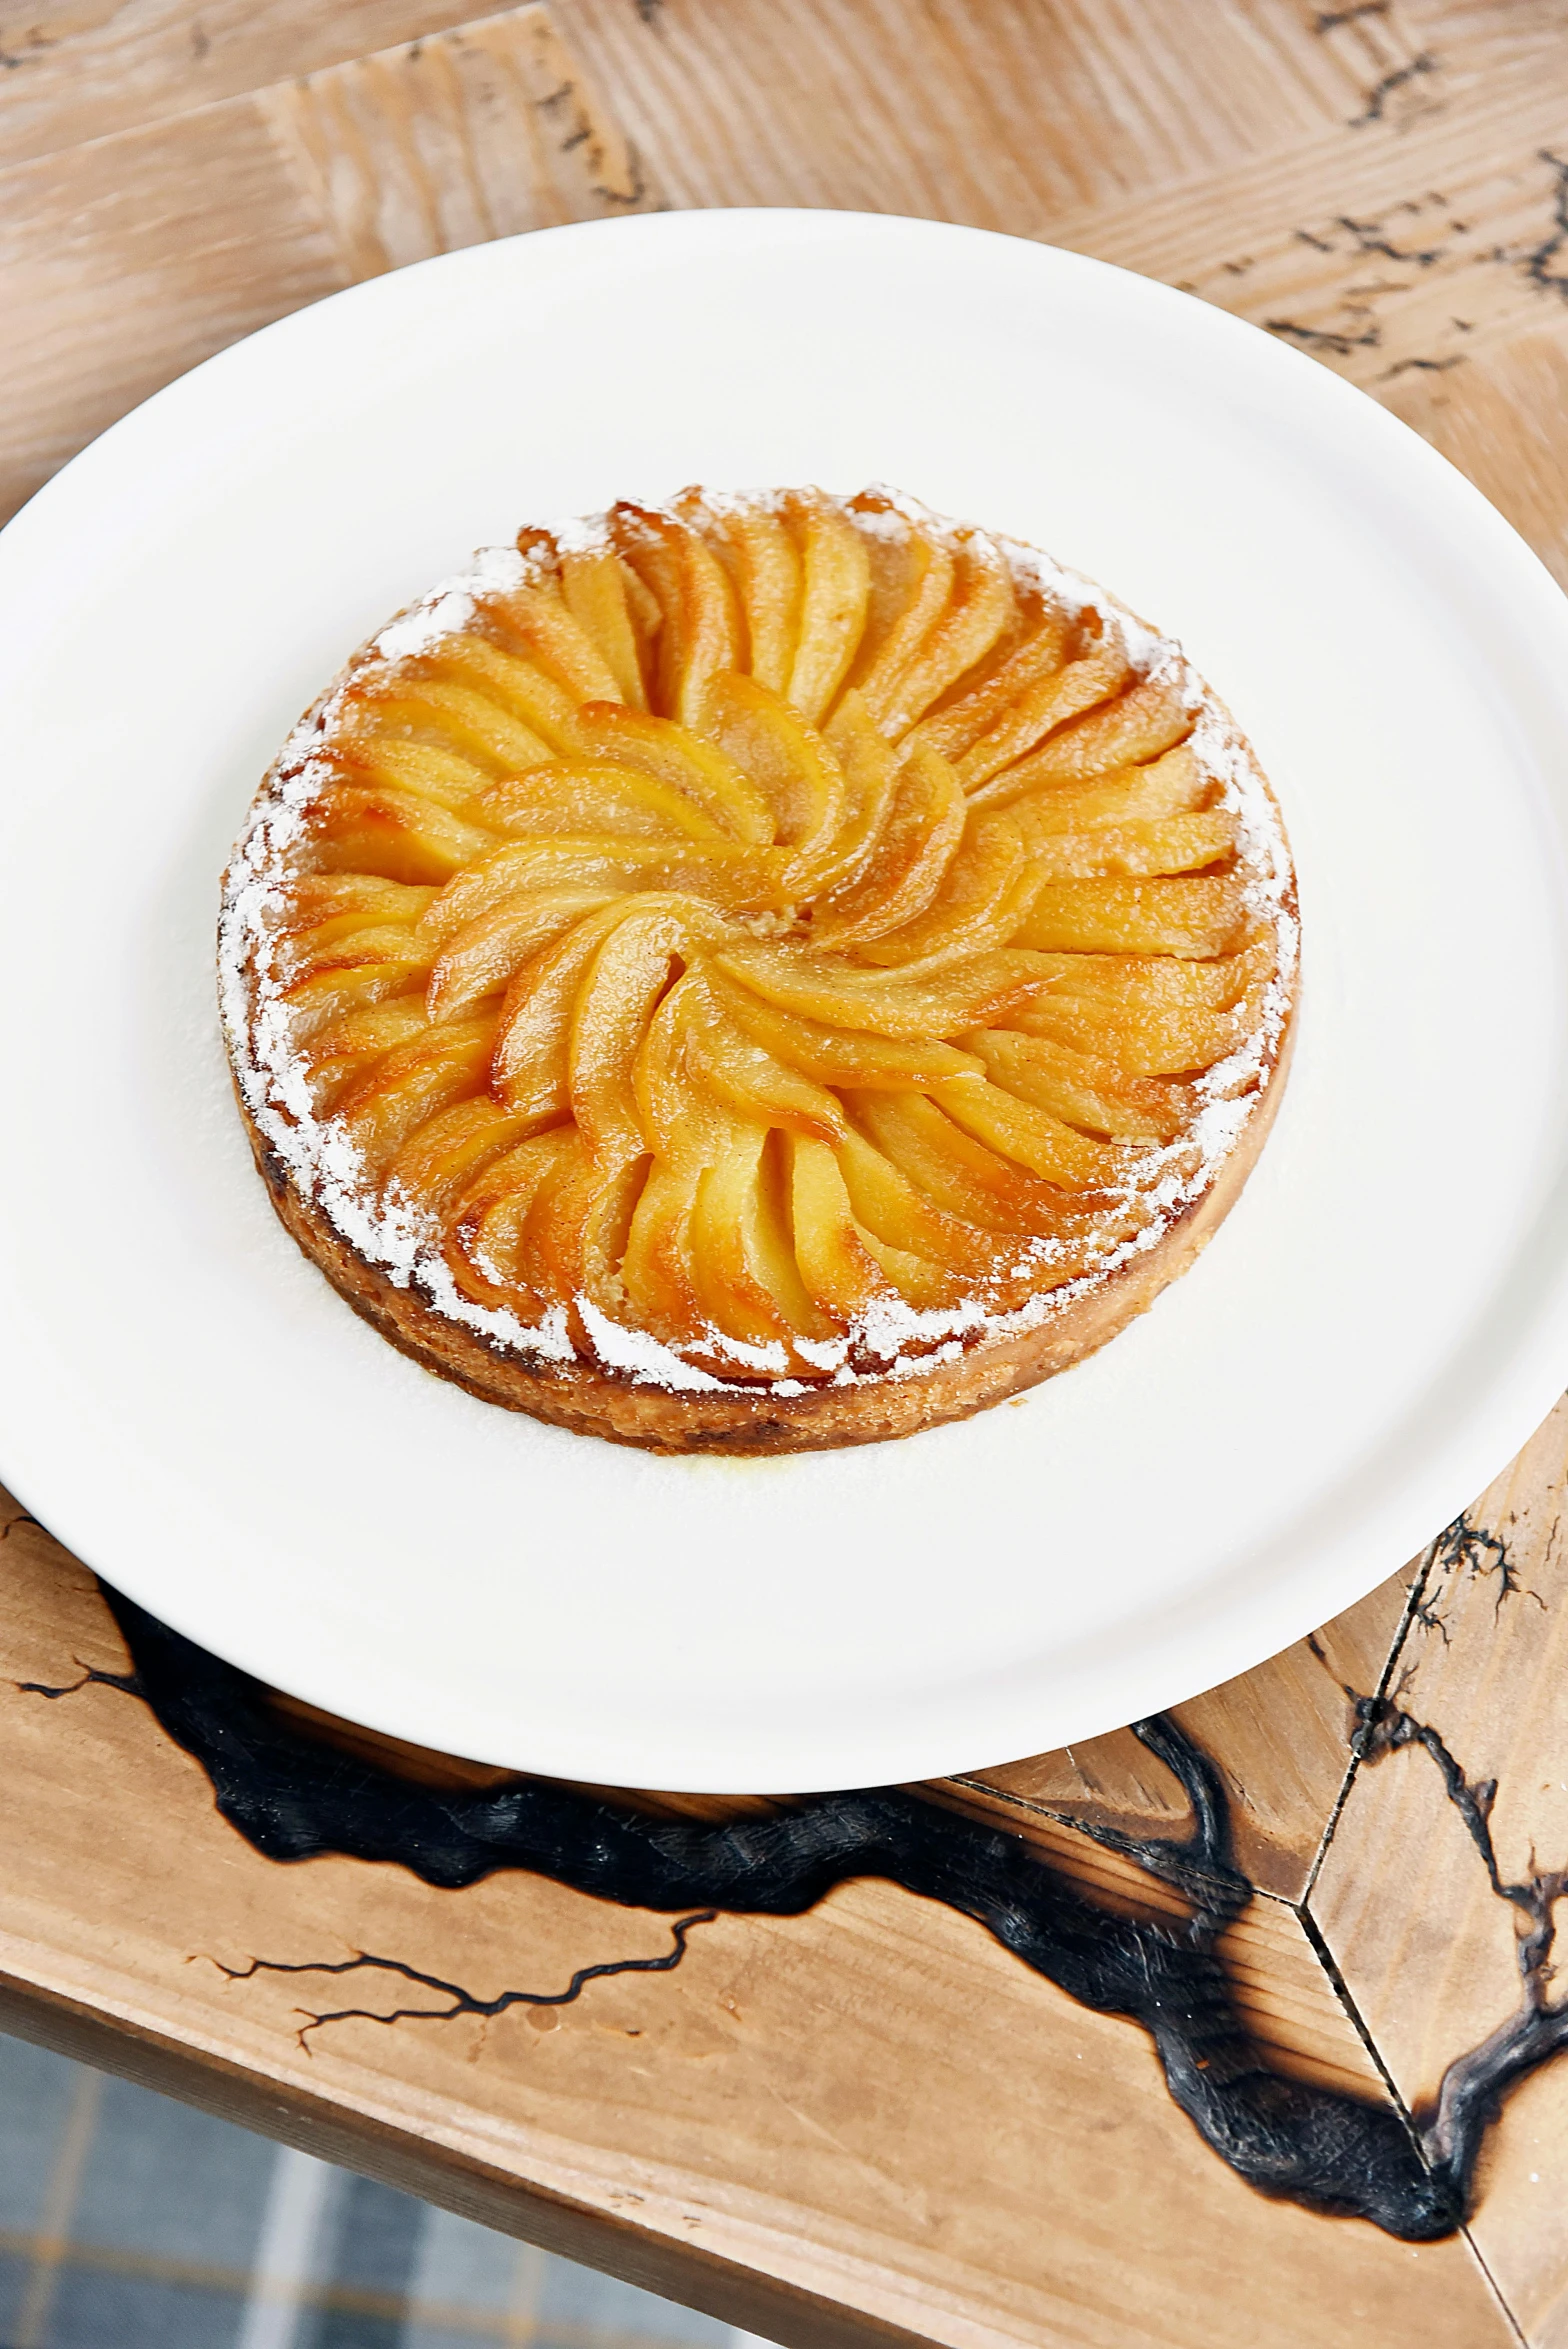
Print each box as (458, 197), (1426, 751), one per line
(961, 1569), (1413, 1901)
(5, 0), (1561, 182)
(553, 0), (1395, 227)
(0, 1), (657, 522)
(1312, 1395), (1568, 2345)
(1382, 326), (1568, 589)
(0, 1499), (1515, 2348)
(1030, 55), (1568, 395)
(0, 0), (499, 170)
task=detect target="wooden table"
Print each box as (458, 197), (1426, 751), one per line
(5, 4), (1568, 2342)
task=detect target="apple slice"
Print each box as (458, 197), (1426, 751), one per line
(783, 493), (872, 724)
(1014, 809), (1239, 883)
(386, 1096), (541, 1216)
(681, 986), (846, 1145)
(788, 1135), (890, 1323)
(846, 499), (956, 730)
(620, 1153), (707, 1340)
(568, 901), (723, 1159)
(704, 499), (801, 694)
(350, 680), (553, 777)
(285, 921), (435, 992)
(556, 545), (650, 709)
(610, 503), (740, 728)
(338, 1016), (494, 1176)
(430, 635), (592, 756)
(711, 973), (983, 1089)
(492, 901), (633, 1120)
(1011, 990), (1251, 1077)
(834, 1125), (999, 1277)
(424, 889), (615, 1023)
(300, 997), (431, 1112)
(704, 673), (847, 870)
(971, 669), (1192, 804)
(933, 1072), (1121, 1187)
(955, 637), (1129, 792)
(970, 1029), (1188, 1143)
(489, 579), (626, 706)
(521, 1132), (648, 1324)
(278, 874), (437, 935)
(307, 783), (497, 884)
(876, 531), (1013, 737)
(334, 735), (496, 816)
(282, 959), (431, 1039)
(714, 941), (1047, 1037)
(445, 1127), (577, 1313)
(1030, 941), (1272, 1013)
(575, 702), (775, 844)
(1016, 875), (1248, 958)
(1009, 742), (1208, 837)
(859, 810), (1026, 965)
(691, 1121), (835, 1353)
(809, 742), (965, 946)
(846, 1090), (1076, 1234)
(908, 608), (1075, 761)
(476, 759), (729, 843)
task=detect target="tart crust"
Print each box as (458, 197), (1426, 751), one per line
(221, 488), (1298, 1454)
(235, 1021), (1292, 1452)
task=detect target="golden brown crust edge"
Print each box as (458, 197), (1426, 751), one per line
(234, 1012), (1293, 1456)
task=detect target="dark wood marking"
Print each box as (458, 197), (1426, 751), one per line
(591, 144), (648, 208)
(1333, 212), (1444, 266)
(15, 1660), (141, 1701)
(1523, 151), (1568, 302)
(25, 1582), (1463, 2240)
(1378, 354), (1466, 379)
(1313, 3), (1391, 29)
(1349, 52), (1440, 129)
(215, 1912), (717, 2050)
(1414, 1511), (1544, 1644)
(1265, 316), (1381, 354)
(1348, 1688), (1568, 2192)
(39, 1575), (1568, 2245)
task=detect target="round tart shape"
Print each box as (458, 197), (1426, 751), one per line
(220, 487), (1298, 1453)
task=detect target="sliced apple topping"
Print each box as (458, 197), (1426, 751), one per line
(244, 489), (1292, 1383)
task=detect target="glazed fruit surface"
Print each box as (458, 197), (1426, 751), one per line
(221, 488), (1295, 1401)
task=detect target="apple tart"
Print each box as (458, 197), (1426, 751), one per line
(220, 487), (1297, 1452)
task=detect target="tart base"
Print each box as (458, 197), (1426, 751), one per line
(238, 1021), (1292, 1455)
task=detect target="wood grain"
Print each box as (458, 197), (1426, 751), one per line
(1313, 1397), (1568, 2346)
(961, 1570), (1413, 1902)
(1038, 68), (1568, 396)
(0, 1), (657, 521)
(555, 0), (1391, 228)
(0, 0), (503, 169)
(0, 1499), (1513, 2349)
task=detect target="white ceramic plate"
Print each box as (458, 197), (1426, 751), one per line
(4, 209), (1568, 1793)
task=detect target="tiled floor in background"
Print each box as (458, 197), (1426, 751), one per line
(0, 2034), (744, 2349)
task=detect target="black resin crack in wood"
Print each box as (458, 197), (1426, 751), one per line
(13, 1582), (1462, 2243)
(1346, 1683), (1568, 2200)
(1411, 1510), (1545, 1646)
(216, 1914), (717, 2048)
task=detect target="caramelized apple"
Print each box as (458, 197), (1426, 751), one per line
(221, 487), (1296, 1449)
